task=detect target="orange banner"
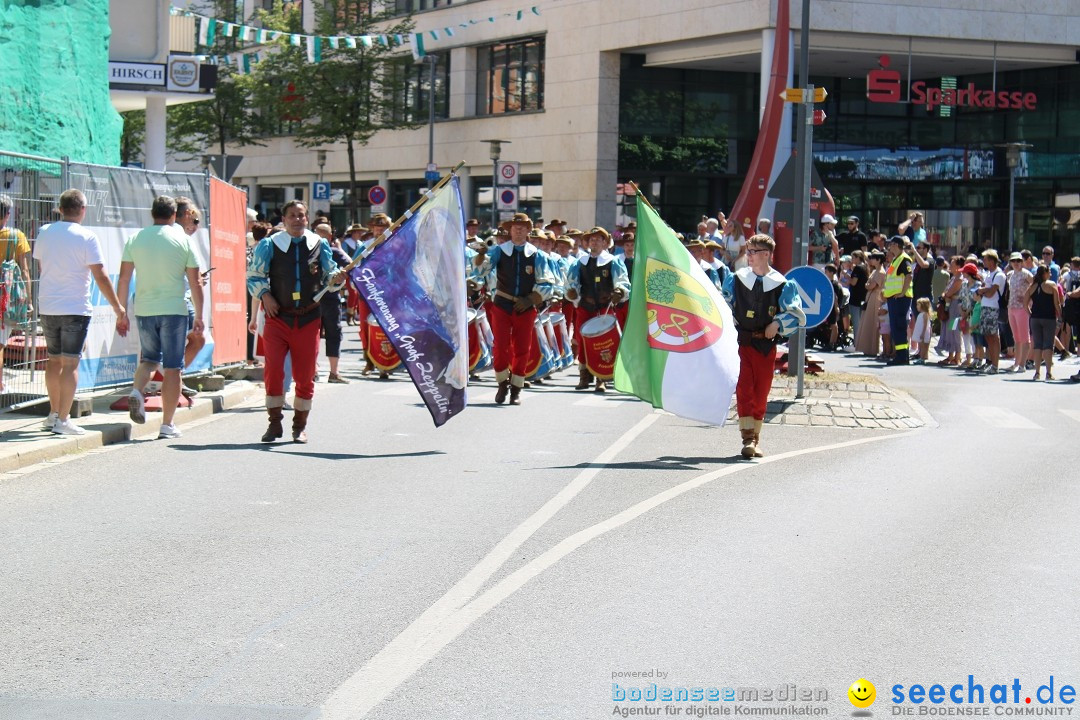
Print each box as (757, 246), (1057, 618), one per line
(209, 178), (248, 365)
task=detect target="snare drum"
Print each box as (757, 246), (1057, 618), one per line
(366, 313), (402, 372)
(580, 313), (622, 380)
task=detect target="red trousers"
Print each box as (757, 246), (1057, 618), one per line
(736, 344), (777, 420)
(263, 315), (322, 403)
(489, 304), (536, 380)
(573, 306), (619, 361)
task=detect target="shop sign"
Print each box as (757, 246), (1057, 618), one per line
(867, 55), (1037, 112)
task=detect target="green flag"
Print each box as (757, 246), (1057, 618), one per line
(614, 194), (739, 425)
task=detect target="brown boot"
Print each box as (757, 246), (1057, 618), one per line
(261, 406), (284, 443)
(594, 378), (607, 393)
(575, 367), (592, 390)
(508, 384), (522, 405)
(751, 420), (765, 457)
(292, 410), (309, 444)
(495, 380), (510, 404)
(740, 428), (758, 459)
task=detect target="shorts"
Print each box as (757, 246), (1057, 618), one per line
(979, 305), (1000, 336)
(1029, 317), (1056, 351)
(136, 314), (188, 370)
(40, 314), (91, 358)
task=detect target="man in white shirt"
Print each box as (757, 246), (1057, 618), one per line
(976, 249), (1007, 374)
(34, 189), (126, 435)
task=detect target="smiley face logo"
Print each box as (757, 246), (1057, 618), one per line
(848, 679), (876, 709)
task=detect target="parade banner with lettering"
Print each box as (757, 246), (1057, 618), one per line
(349, 177), (468, 427)
(66, 163), (212, 387)
(614, 194), (739, 426)
(208, 177), (247, 365)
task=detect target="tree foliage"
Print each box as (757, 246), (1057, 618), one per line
(119, 110), (145, 166)
(646, 268), (713, 313)
(251, 0), (419, 219)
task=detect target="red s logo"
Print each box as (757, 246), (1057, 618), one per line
(867, 55), (902, 103)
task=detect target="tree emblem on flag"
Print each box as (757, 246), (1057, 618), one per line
(644, 259), (724, 353)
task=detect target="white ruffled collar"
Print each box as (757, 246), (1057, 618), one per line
(736, 265), (786, 292)
(499, 241), (536, 258)
(271, 229), (321, 253)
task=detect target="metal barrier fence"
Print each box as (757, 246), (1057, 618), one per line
(1, 150), (249, 416)
(1, 151), (66, 412)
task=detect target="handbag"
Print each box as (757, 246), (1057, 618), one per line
(1, 230), (30, 329)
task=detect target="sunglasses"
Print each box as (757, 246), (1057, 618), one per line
(746, 248), (770, 256)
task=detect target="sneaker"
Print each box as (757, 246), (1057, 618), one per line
(158, 423), (182, 439)
(42, 411), (59, 431)
(128, 388), (146, 424)
(986, 365), (999, 375)
(180, 385), (198, 399)
(52, 419), (86, 436)
(327, 373), (350, 384)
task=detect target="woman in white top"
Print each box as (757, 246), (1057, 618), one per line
(722, 218), (747, 270)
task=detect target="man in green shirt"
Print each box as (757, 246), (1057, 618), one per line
(116, 195), (204, 439)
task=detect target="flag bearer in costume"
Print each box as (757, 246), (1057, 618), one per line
(566, 226), (630, 393)
(248, 200), (343, 443)
(472, 212), (556, 405)
(721, 234), (805, 459)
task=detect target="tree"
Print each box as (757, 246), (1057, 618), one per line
(119, 110), (145, 166)
(253, 0), (419, 220)
(166, 1), (271, 163)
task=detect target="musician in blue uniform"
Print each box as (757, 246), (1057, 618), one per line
(721, 234), (805, 459)
(566, 227), (630, 393)
(471, 213), (556, 405)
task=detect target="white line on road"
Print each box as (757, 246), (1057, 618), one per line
(317, 411), (662, 720)
(970, 405), (1042, 430)
(317, 423), (919, 719)
(1059, 409), (1080, 424)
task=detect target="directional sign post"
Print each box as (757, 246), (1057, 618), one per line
(786, 265), (835, 397)
(786, 266), (835, 330)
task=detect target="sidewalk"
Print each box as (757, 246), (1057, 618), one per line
(0, 379), (260, 474)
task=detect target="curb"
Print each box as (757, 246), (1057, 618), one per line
(0, 380), (259, 475)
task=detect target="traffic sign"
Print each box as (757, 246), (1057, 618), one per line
(424, 170), (440, 183)
(367, 185), (386, 206)
(812, 109), (827, 125)
(780, 87), (828, 103)
(313, 181), (331, 200)
(786, 266), (835, 330)
(496, 160), (519, 186)
(496, 187), (518, 211)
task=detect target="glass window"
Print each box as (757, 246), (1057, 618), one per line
(476, 38), (544, 115)
(393, 0), (453, 13)
(391, 52), (450, 123)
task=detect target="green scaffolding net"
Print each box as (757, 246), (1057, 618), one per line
(0, 0), (122, 165)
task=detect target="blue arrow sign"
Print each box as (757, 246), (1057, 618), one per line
(786, 266), (835, 329)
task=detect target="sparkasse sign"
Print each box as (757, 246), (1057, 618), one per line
(866, 55), (1037, 112)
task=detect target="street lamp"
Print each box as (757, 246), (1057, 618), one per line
(997, 142), (1032, 252)
(316, 149), (327, 182)
(481, 139), (509, 231)
(418, 55), (439, 189)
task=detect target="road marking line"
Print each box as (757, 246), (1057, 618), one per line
(971, 405), (1041, 430)
(317, 411), (661, 719)
(319, 424), (918, 719)
(1059, 409), (1080, 424)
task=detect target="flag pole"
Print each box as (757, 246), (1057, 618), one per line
(314, 160), (465, 300)
(627, 181), (658, 215)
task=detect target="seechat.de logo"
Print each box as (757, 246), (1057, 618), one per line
(867, 55), (902, 103)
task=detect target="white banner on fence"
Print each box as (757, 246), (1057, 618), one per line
(66, 164), (213, 389)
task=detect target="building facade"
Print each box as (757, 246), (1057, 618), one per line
(225, 0), (1080, 256)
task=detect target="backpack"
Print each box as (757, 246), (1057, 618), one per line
(1, 230), (30, 329)
(996, 270), (1009, 312)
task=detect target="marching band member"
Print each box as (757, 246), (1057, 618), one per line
(359, 213), (391, 376)
(706, 239), (731, 291)
(720, 234), (805, 459)
(565, 226), (630, 393)
(471, 213), (556, 405)
(247, 200), (344, 444)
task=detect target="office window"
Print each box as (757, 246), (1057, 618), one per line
(392, 53), (450, 123)
(476, 37), (544, 115)
(393, 0), (453, 13)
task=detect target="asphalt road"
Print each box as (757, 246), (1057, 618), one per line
(1, 344), (1077, 720)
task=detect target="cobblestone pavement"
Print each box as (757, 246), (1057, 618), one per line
(726, 373), (927, 430)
